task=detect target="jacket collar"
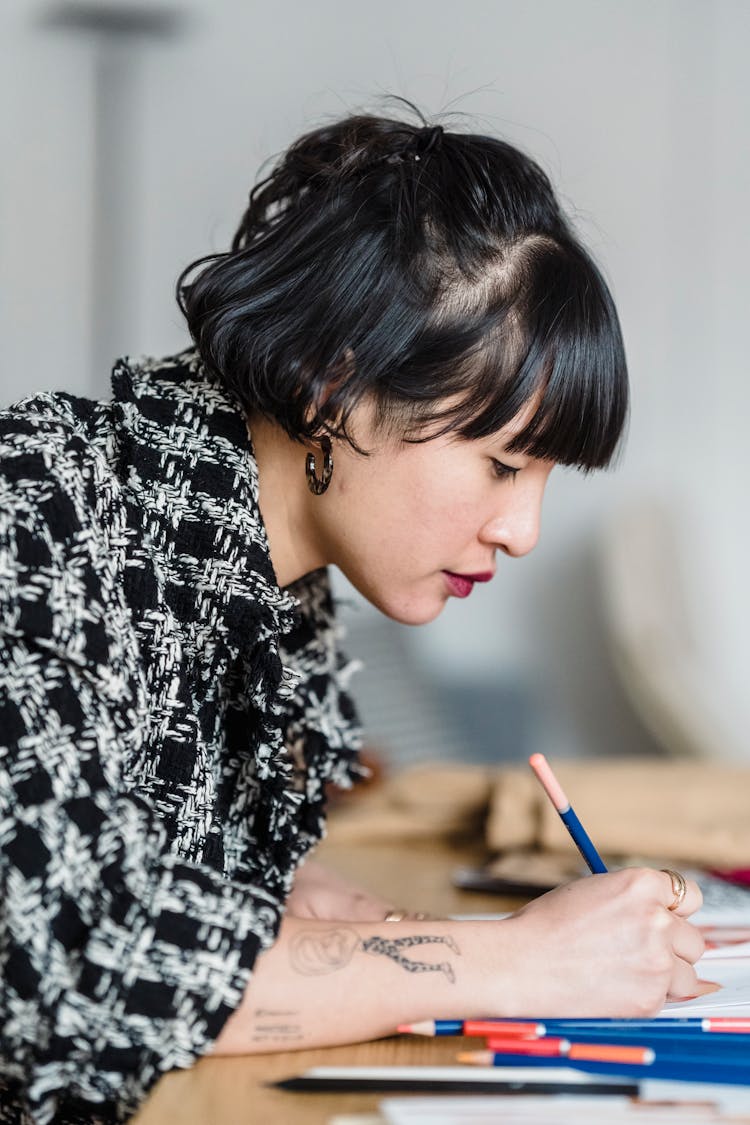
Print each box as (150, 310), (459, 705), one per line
(110, 347), (300, 655)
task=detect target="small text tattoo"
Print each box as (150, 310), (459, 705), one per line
(251, 1007), (305, 1042)
(251, 1023), (305, 1043)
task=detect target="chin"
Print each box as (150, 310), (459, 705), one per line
(340, 570), (447, 626)
(373, 593), (446, 627)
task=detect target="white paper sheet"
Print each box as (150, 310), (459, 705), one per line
(378, 1093), (749, 1124)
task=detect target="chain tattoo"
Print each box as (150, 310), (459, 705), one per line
(289, 927), (460, 982)
(361, 934), (459, 982)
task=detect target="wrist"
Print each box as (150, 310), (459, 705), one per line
(457, 917), (527, 1019)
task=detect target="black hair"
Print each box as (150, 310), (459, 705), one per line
(177, 101), (628, 470)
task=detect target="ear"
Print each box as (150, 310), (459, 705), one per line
(305, 346), (356, 432)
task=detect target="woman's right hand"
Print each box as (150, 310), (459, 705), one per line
(491, 867), (715, 1018)
(214, 868), (716, 1058)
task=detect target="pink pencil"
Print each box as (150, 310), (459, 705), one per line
(528, 753), (607, 874)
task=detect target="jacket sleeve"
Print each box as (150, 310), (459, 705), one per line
(0, 418), (280, 1123)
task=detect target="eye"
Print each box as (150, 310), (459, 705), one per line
(491, 458), (520, 481)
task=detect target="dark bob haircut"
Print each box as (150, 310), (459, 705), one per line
(178, 103), (628, 469)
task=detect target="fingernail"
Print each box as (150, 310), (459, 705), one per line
(697, 979), (722, 994)
(669, 980), (722, 1002)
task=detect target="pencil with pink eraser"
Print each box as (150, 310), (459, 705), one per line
(528, 753), (607, 874)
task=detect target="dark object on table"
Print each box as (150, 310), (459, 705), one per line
(453, 850), (588, 897)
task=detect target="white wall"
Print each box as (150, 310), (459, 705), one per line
(707, 0), (750, 737)
(2, 0), (747, 760)
(1, 0), (94, 398)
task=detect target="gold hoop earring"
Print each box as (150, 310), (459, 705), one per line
(305, 437), (333, 495)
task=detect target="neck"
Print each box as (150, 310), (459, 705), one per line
(247, 413), (329, 588)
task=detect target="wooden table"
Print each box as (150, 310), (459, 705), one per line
(132, 836), (521, 1125)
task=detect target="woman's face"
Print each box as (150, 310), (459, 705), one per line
(310, 398), (555, 626)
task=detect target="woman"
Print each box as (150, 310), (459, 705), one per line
(0, 109), (709, 1123)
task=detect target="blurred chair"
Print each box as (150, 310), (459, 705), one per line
(336, 606), (461, 767)
(337, 604), (534, 768)
(597, 498), (745, 761)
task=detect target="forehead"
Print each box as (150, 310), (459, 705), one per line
(437, 389), (547, 450)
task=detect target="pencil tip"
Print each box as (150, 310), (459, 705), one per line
(457, 1051), (489, 1066)
(398, 1020), (433, 1035)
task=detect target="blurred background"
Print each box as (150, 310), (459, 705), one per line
(2, 0), (747, 769)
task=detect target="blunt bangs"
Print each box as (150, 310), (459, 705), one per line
(390, 238), (628, 472)
(505, 248), (629, 471)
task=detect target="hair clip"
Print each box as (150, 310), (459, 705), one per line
(414, 124), (444, 157)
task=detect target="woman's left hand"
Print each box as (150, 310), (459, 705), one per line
(286, 859), (419, 922)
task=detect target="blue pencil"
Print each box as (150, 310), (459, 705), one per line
(400, 1017), (750, 1038)
(459, 1051), (750, 1086)
(529, 753), (608, 873)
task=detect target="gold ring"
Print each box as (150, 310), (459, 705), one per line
(384, 909), (430, 922)
(661, 868), (688, 911)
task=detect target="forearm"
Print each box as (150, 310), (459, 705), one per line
(212, 915), (504, 1054)
(212, 868), (710, 1056)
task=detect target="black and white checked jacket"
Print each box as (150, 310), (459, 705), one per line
(0, 349), (363, 1123)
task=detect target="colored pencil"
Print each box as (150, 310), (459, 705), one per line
(528, 753), (607, 873)
(457, 1050), (750, 1085)
(398, 1017), (750, 1037)
(484, 1036), (653, 1064)
(485, 1035), (750, 1060)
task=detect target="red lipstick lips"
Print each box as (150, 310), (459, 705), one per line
(442, 571), (494, 598)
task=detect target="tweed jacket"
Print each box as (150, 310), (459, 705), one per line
(0, 349), (363, 1123)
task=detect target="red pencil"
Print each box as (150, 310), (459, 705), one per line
(485, 1036), (653, 1065)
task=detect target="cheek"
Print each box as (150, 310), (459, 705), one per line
(412, 485), (482, 535)
(377, 488), (479, 574)
(334, 448), (483, 568)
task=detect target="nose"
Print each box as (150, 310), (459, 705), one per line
(479, 473), (548, 558)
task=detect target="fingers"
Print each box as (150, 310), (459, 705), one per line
(659, 868), (703, 917)
(654, 871), (712, 1007)
(666, 956), (700, 1001)
(614, 868), (708, 1007)
(619, 866), (703, 917)
(670, 915), (706, 965)
(666, 956), (720, 1002)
